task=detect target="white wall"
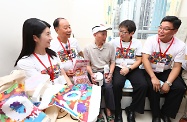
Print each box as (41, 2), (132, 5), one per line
(178, 0), (187, 18)
(67, 0), (105, 49)
(176, 0), (187, 43)
(0, 0), (104, 76)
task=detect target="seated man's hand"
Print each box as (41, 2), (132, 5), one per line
(151, 76), (161, 92)
(106, 73), (112, 83)
(161, 83), (170, 93)
(120, 67), (129, 76)
(66, 69), (75, 77)
(91, 74), (97, 85)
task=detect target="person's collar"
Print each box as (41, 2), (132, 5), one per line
(57, 36), (68, 43)
(93, 42), (106, 49)
(157, 35), (176, 44)
(161, 38), (176, 44)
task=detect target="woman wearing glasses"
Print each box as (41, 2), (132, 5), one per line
(110, 20), (148, 122)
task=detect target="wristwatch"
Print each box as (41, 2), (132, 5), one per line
(166, 81), (172, 87)
(128, 67), (132, 72)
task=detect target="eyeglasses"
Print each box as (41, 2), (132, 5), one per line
(158, 26), (175, 31)
(119, 31), (129, 35)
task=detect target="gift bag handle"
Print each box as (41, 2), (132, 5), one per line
(32, 79), (50, 102)
(0, 70), (26, 86)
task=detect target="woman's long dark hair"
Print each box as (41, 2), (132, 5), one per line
(15, 18), (56, 66)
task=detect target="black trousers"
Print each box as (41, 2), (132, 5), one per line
(112, 66), (148, 115)
(88, 72), (115, 111)
(143, 69), (186, 118)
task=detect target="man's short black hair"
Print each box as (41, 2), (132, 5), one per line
(161, 16), (181, 29)
(119, 20), (136, 33)
(53, 17), (65, 29)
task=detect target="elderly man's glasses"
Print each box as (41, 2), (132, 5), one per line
(158, 26), (175, 31)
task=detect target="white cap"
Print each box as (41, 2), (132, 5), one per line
(92, 24), (112, 34)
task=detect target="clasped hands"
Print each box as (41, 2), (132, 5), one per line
(151, 77), (170, 93)
(120, 67), (129, 76)
(105, 73), (112, 83)
(66, 69), (75, 77)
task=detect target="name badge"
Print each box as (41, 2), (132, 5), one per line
(155, 62), (165, 72)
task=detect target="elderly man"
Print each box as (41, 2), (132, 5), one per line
(50, 18), (83, 79)
(84, 24), (115, 122)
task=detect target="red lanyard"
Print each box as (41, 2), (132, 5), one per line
(158, 37), (174, 58)
(33, 53), (54, 83)
(57, 37), (73, 62)
(120, 39), (132, 58)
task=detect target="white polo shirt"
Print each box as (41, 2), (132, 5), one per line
(83, 42), (115, 73)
